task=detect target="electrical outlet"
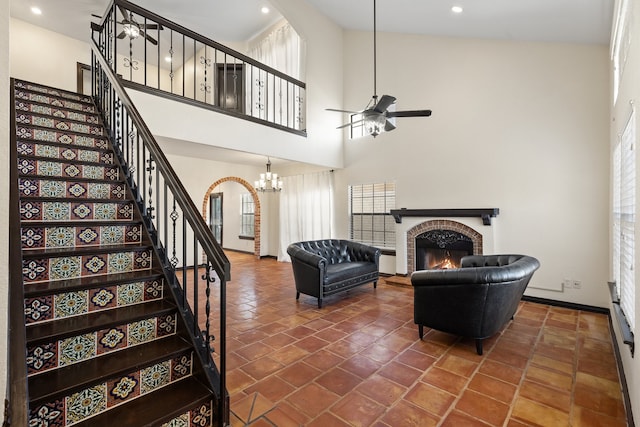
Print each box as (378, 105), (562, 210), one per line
(573, 280), (582, 289)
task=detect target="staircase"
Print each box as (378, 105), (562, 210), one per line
(11, 79), (224, 426)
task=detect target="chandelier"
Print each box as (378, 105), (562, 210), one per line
(254, 158), (283, 192)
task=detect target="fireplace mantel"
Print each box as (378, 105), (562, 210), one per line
(389, 208), (500, 225)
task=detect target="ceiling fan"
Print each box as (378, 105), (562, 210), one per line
(93, 6), (163, 45)
(327, 0), (432, 137)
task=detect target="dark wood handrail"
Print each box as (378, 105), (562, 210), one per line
(5, 79), (29, 427)
(91, 38), (231, 281)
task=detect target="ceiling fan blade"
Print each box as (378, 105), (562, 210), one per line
(387, 109), (432, 118)
(140, 30), (158, 45)
(337, 119), (364, 129)
(326, 108), (363, 114)
(142, 24), (161, 30)
(117, 5), (130, 20)
(91, 22), (103, 32)
(91, 13), (103, 19)
(117, 31), (126, 39)
(384, 120), (396, 132)
(373, 95), (396, 113)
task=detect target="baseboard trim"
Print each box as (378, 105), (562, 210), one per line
(521, 295), (609, 314)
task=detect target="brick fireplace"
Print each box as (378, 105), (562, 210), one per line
(406, 220), (483, 274)
(389, 208), (499, 275)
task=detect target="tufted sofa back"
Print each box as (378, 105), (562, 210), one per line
(295, 239), (352, 264)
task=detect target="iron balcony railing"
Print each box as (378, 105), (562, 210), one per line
(91, 33), (231, 424)
(92, 0), (306, 136)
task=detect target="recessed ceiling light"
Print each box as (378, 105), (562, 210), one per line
(30, 6), (42, 15)
(164, 56), (172, 63)
(261, 6), (270, 14)
(451, 5), (463, 14)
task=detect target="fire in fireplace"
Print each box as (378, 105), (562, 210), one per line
(415, 230), (473, 270)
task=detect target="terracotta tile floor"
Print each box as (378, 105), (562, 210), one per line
(201, 251), (628, 426)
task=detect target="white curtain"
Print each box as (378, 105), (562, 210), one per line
(247, 22), (305, 126)
(278, 171), (334, 262)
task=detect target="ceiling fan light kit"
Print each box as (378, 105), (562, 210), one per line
(327, 0), (432, 137)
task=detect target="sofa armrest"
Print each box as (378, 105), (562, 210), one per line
(343, 240), (381, 265)
(287, 244), (327, 270)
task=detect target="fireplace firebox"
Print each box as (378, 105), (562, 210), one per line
(415, 230), (473, 270)
(406, 219), (484, 274)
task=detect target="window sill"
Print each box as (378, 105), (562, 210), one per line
(608, 282), (635, 357)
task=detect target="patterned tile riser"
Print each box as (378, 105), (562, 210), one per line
(24, 279), (164, 325)
(16, 113), (104, 136)
(22, 248), (153, 283)
(17, 141), (113, 165)
(17, 159), (119, 181)
(15, 91), (96, 113)
(20, 201), (134, 222)
(162, 403), (214, 427)
(15, 101), (100, 124)
(26, 312), (177, 375)
(19, 179), (127, 200)
(22, 224), (143, 250)
(14, 81), (93, 103)
(16, 127), (108, 149)
(28, 350), (194, 426)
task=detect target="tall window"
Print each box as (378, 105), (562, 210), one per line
(240, 193), (255, 238)
(349, 182), (395, 249)
(613, 110), (635, 332)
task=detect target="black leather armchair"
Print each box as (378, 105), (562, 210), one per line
(287, 239), (380, 308)
(411, 254), (540, 354)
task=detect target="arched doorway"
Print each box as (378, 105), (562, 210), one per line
(202, 177), (261, 258)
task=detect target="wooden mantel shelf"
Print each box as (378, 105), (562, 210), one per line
(389, 208), (500, 225)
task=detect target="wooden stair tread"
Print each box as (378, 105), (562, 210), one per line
(72, 376), (214, 427)
(26, 299), (176, 344)
(24, 269), (165, 297)
(29, 334), (192, 405)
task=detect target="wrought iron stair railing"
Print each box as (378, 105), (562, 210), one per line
(92, 0), (306, 136)
(90, 31), (231, 424)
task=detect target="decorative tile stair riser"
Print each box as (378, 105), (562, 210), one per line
(22, 248), (153, 284)
(26, 313), (178, 375)
(14, 81), (93, 103)
(19, 179), (127, 200)
(14, 91), (96, 113)
(21, 224), (143, 250)
(16, 113), (105, 136)
(15, 101), (100, 124)
(17, 142), (114, 164)
(17, 159), (120, 181)
(20, 201), (134, 222)
(16, 127), (108, 149)
(24, 278), (164, 325)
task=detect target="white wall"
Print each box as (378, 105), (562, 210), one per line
(337, 31), (610, 308)
(610, 0), (639, 422)
(10, 18), (90, 91)
(1, 0), (10, 415)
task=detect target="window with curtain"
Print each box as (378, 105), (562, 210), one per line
(612, 109), (635, 333)
(349, 182), (396, 250)
(239, 193), (254, 238)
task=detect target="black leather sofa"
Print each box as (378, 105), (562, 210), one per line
(411, 254), (540, 355)
(287, 239), (380, 308)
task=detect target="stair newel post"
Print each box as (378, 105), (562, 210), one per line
(193, 238), (199, 340)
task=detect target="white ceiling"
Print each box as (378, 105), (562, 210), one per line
(9, 0), (614, 167)
(11, 0), (613, 45)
